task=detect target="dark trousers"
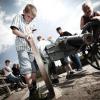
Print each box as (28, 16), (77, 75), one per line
(70, 54), (82, 70)
(48, 61), (57, 75)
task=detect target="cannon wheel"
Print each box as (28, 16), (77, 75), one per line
(83, 42), (100, 70)
(81, 20), (100, 69)
(28, 37), (55, 98)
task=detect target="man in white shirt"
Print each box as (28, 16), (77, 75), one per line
(37, 36), (59, 84)
(37, 36), (51, 56)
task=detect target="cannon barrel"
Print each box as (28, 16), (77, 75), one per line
(45, 33), (93, 61)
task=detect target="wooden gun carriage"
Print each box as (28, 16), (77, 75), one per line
(45, 20), (100, 70)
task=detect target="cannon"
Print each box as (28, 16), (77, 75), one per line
(45, 20), (100, 70)
(45, 33), (93, 61)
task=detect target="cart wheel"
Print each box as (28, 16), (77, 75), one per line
(83, 43), (100, 70)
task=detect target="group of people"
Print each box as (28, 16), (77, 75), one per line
(36, 28), (83, 81)
(3, 60), (26, 89)
(37, 35), (59, 83)
(9, 1), (100, 100)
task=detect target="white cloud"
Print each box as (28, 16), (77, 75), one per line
(33, 0), (67, 22)
(93, 1), (100, 8)
(17, 0), (83, 36)
(0, 10), (5, 20)
(32, 0), (83, 34)
(4, 14), (16, 22)
(1, 0), (99, 54)
(0, 10), (15, 53)
(62, 3), (83, 34)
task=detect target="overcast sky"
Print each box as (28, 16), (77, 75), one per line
(0, 0), (83, 53)
(0, 0), (100, 67)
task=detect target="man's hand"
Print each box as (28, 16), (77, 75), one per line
(91, 16), (100, 21)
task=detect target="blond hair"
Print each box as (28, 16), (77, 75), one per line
(82, 1), (93, 11)
(23, 4), (37, 16)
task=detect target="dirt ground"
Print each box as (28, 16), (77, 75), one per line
(54, 64), (100, 100)
(1, 64), (100, 100)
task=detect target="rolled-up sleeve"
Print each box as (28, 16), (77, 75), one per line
(10, 14), (20, 30)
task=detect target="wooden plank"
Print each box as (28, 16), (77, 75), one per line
(28, 37), (55, 98)
(0, 76), (6, 79)
(0, 83), (11, 88)
(1, 79), (12, 95)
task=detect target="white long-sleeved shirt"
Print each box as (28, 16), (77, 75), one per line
(3, 66), (12, 76)
(37, 39), (51, 56)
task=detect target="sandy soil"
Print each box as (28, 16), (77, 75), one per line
(1, 64), (100, 100)
(55, 65), (100, 100)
